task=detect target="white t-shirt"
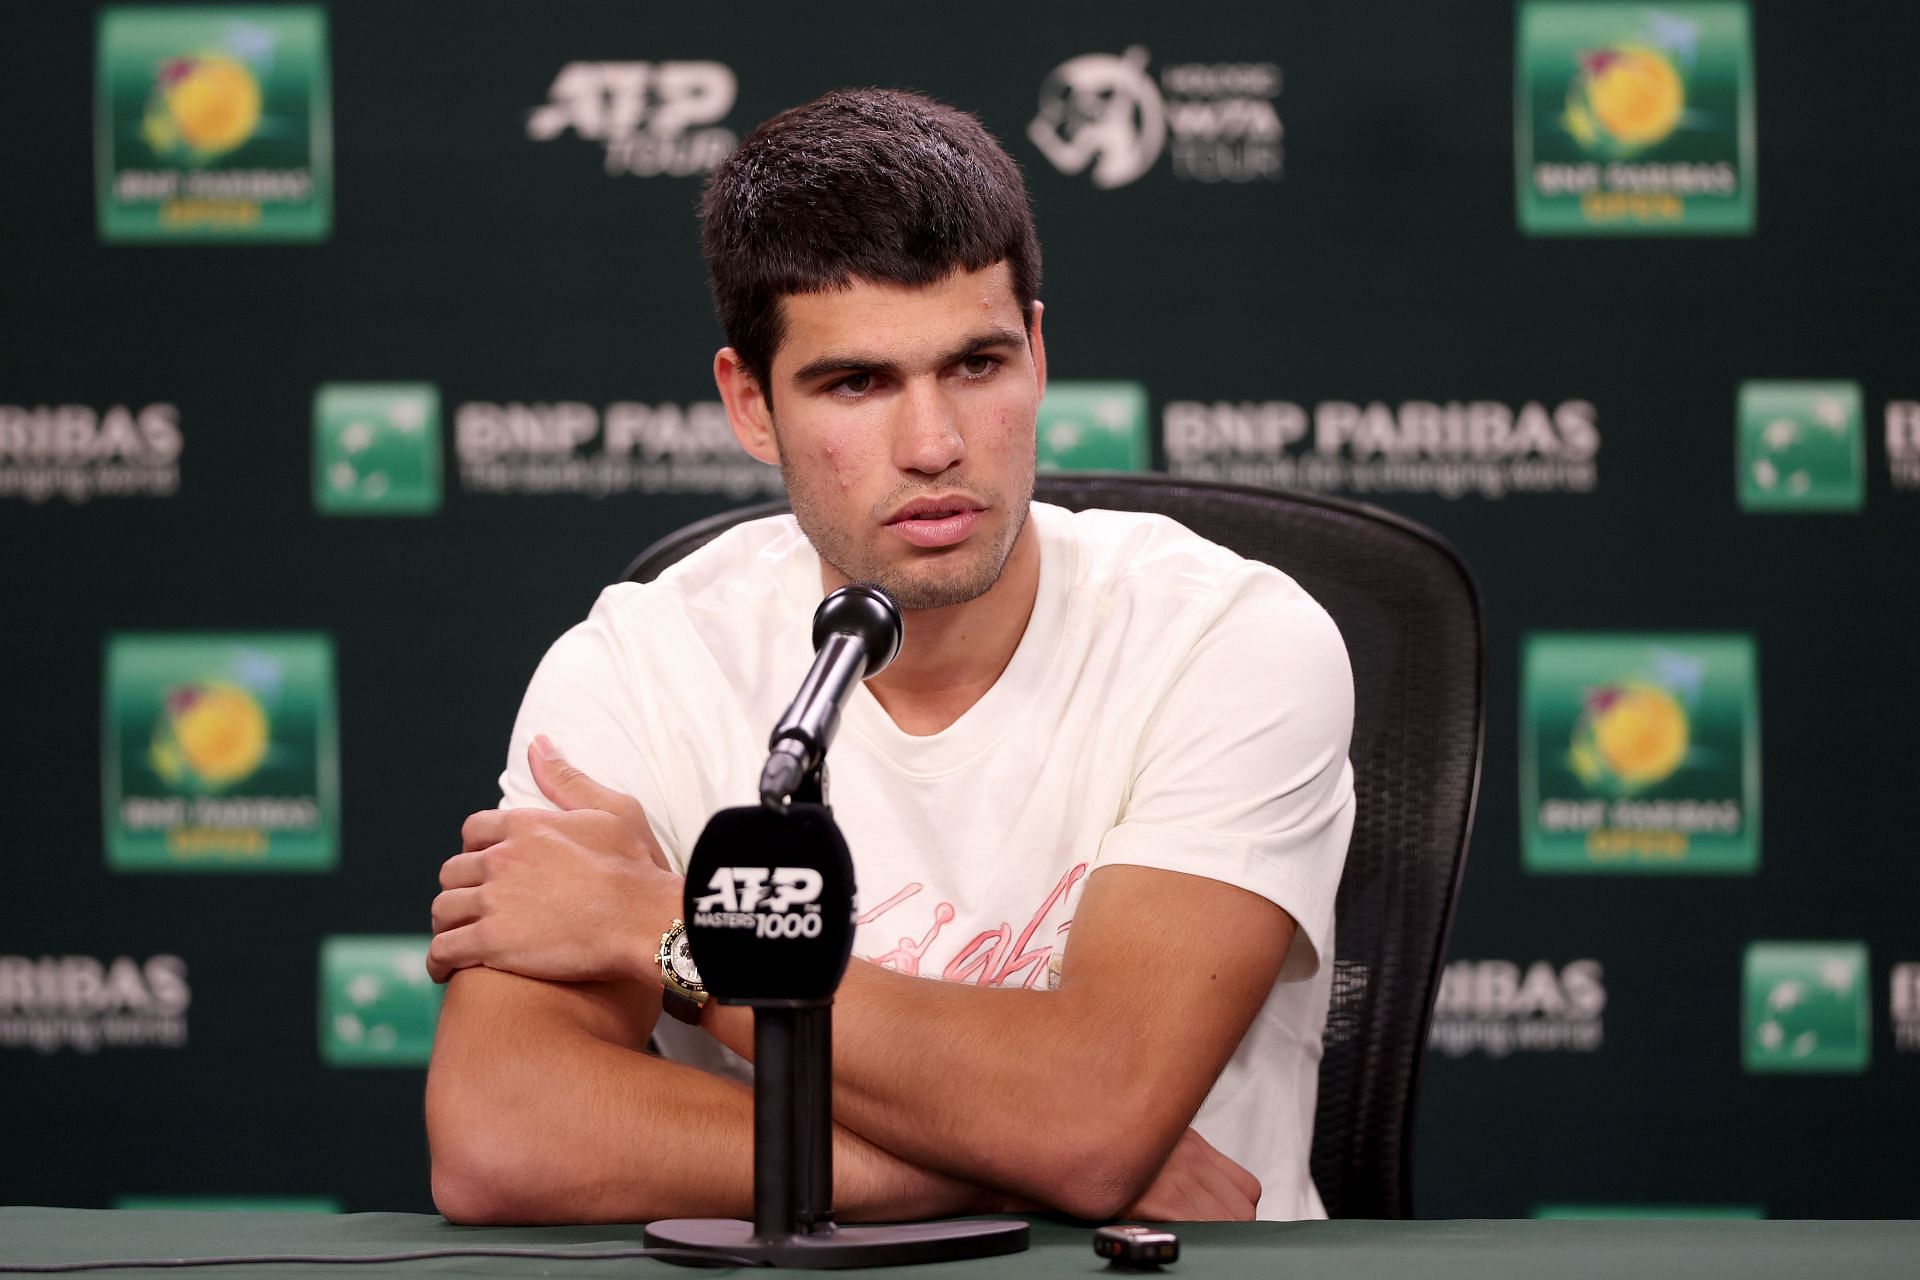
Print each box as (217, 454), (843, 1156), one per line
(497, 501), (1356, 1220)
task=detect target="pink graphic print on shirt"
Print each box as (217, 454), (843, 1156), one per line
(856, 862), (1088, 988)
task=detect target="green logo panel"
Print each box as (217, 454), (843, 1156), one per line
(1737, 381), (1864, 512)
(1036, 382), (1151, 472)
(313, 383), (443, 515)
(1534, 1205), (1764, 1219)
(114, 1197), (340, 1213)
(1743, 942), (1871, 1073)
(1521, 633), (1759, 873)
(96, 6), (332, 242)
(320, 936), (442, 1068)
(103, 634), (338, 872)
(1516, 2), (1754, 235)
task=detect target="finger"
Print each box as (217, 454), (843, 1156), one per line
(461, 809), (508, 851)
(427, 924), (486, 981)
(1187, 1129), (1263, 1207)
(430, 886), (483, 935)
(439, 850), (489, 890)
(529, 735), (636, 816)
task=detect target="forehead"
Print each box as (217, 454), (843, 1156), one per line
(772, 262), (1024, 370)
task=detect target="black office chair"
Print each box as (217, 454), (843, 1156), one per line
(624, 473), (1483, 1219)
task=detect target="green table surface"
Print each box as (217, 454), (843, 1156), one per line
(3, 1209), (1917, 1279)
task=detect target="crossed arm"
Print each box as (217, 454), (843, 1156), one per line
(423, 744), (1293, 1224)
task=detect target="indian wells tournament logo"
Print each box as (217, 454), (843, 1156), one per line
(528, 61), (737, 177)
(1737, 381), (1864, 512)
(1516, 2), (1754, 234)
(1743, 942), (1870, 1073)
(115, 1197), (338, 1213)
(1522, 634), (1758, 873)
(103, 634), (338, 872)
(96, 6), (331, 241)
(1036, 383), (1151, 471)
(320, 937), (441, 1067)
(1535, 1206), (1763, 1219)
(313, 384), (442, 515)
(1029, 48), (1283, 187)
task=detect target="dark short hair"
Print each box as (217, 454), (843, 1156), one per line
(699, 87), (1042, 393)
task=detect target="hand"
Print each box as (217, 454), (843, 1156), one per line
(426, 735), (682, 985)
(1121, 1128), (1262, 1221)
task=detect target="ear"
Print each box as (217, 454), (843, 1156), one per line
(1028, 300), (1048, 401)
(714, 347), (780, 465)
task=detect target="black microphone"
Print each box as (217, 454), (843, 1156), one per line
(759, 583), (903, 807)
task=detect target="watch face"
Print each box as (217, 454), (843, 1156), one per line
(668, 932), (702, 987)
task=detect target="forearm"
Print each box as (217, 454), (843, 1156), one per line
(426, 967), (990, 1224)
(702, 960), (1167, 1217)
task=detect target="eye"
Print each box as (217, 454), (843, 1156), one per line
(959, 354), (1002, 380)
(831, 372), (873, 398)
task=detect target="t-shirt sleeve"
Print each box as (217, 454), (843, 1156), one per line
(495, 586), (683, 863)
(1093, 572), (1355, 982)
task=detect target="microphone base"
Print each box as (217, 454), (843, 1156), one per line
(644, 1217), (1029, 1269)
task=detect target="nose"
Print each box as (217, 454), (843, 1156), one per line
(891, 377), (965, 477)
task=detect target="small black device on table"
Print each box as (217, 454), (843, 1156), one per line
(1094, 1224), (1181, 1269)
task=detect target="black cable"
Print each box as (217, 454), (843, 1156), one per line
(0, 1245), (766, 1272)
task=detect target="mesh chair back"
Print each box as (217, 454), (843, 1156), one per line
(623, 473), (1483, 1219)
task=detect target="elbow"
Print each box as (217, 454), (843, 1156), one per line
(1039, 1117), (1170, 1222)
(425, 1061), (548, 1225)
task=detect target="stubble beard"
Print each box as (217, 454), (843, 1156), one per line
(779, 455), (1034, 613)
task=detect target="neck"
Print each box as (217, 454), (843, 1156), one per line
(824, 517), (1042, 736)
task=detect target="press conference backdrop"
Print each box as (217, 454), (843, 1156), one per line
(2, 0), (1915, 1220)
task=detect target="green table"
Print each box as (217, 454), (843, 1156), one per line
(3, 1209), (1916, 1279)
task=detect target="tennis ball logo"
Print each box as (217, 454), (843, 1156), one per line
(149, 681), (270, 789)
(1564, 45), (1684, 153)
(140, 53), (263, 160)
(1568, 682), (1689, 791)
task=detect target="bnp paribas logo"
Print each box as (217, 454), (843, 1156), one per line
(1516, 2), (1754, 235)
(103, 634), (338, 872)
(95, 6), (332, 241)
(1035, 382), (1151, 472)
(319, 936), (441, 1067)
(313, 384), (442, 515)
(1743, 942), (1871, 1073)
(1522, 634), (1758, 873)
(1737, 381), (1864, 512)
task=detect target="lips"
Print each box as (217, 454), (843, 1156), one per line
(885, 495), (986, 549)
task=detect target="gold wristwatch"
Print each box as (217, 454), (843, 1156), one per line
(656, 919), (709, 1025)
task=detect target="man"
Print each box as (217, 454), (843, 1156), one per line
(424, 88), (1353, 1225)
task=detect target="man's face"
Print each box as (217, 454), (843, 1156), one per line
(757, 262), (1044, 612)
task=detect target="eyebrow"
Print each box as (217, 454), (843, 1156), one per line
(788, 326), (1028, 387)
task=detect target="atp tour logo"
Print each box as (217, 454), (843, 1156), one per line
(1029, 47), (1282, 188)
(694, 866), (826, 938)
(527, 61), (737, 177)
(0, 403), (181, 503)
(0, 955), (190, 1054)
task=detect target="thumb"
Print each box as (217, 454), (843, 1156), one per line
(528, 734), (626, 813)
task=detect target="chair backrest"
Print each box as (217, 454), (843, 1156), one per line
(624, 472), (1483, 1219)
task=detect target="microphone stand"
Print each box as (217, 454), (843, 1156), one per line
(645, 760), (1029, 1268)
